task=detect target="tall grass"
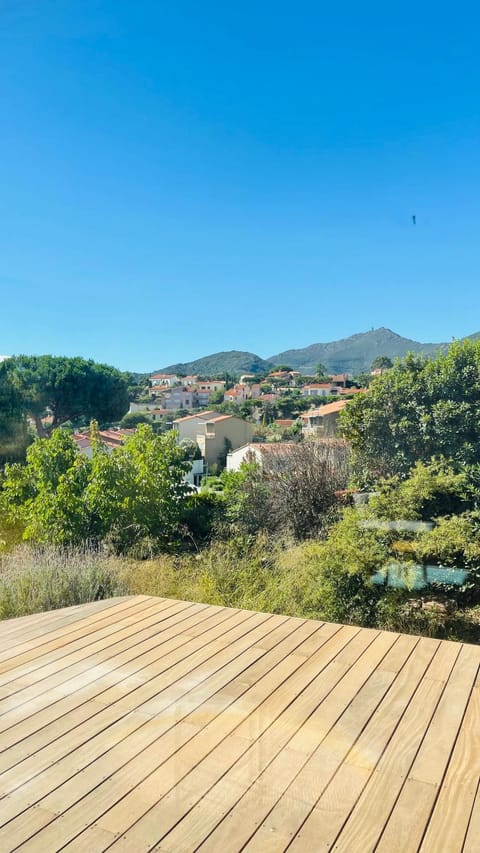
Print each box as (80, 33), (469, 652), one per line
(0, 545), (125, 619)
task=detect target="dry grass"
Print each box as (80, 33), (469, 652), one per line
(0, 545), (125, 619)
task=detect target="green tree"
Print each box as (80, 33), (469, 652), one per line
(219, 463), (271, 537)
(341, 341), (480, 479)
(315, 362), (329, 378)
(370, 355), (393, 372)
(7, 355), (129, 436)
(0, 362), (31, 465)
(0, 425), (190, 554)
(119, 412), (152, 427)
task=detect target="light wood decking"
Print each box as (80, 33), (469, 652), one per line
(0, 595), (478, 852)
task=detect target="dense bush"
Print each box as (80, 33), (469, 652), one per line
(341, 340), (480, 480)
(0, 425), (190, 554)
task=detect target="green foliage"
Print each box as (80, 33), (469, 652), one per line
(370, 355), (393, 371)
(7, 355), (129, 435)
(0, 425), (190, 554)
(341, 341), (480, 478)
(181, 492), (222, 546)
(0, 362), (31, 465)
(368, 460), (477, 521)
(219, 463), (271, 538)
(119, 411), (152, 427)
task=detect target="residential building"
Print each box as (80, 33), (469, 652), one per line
(226, 442), (295, 472)
(300, 399), (349, 436)
(329, 373), (350, 386)
(173, 411), (218, 442)
(149, 373), (180, 392)
(72, 428), (136, 458)
(197, 380), (226, 392)
(150, 408), (170, 421)
(302, 383), (341, 397)
(185, 457), (205, 489)
(196, 380), (226, 407)
(161, 387), (196, 410)
(196, 414), (255, 469)
(173, 411), (254, 470)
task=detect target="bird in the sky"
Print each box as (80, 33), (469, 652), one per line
(412, 215), (416, 225)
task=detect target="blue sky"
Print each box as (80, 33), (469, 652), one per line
(1, 1), (479, 372)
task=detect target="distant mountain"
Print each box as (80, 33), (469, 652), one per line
(158, 350), (273, 377)
(269, 328), (449, 374)
(157, 328), (480, 377)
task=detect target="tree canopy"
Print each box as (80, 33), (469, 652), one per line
(6, 355), (129, 436)
(0, 424), (190, 554)
(0, 362), (30, 465)
(341, 340), (480, 480)
(370, 355), (393, 372)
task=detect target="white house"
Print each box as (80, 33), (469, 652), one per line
(302, 383), (341, 398)
(226, 442), (296, 472)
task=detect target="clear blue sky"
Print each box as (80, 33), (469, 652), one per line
(1, 1), (479, 372)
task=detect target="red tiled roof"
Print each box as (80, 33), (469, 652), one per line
(301, 400), (348, 419)
(304, 383), (337, 390)
(204, 414), (234, 423)
(173, 410), (218, 423)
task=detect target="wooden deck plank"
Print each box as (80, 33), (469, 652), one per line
(178, 632), (403, 853)
(6, 614), (306, 850)
(0, 602), (220, 771)
(375, 646), (480, 853)
(0, 597), (477, 853)
(0, 596), (132, 642)
(0, 602), (233, 759)
(0, 595), (153, 672)
(0, 607), (262, 802)
(0, 597), (190, 692)
(463, 778), (480, 853)
(330, 640), (470, 853)
(266, 637), (441, 852)
(94, 627), (375, 850)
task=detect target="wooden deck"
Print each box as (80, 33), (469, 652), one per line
(0, 595), (478, 852)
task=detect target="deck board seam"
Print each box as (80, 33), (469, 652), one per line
(165, 631), (403, 853)
(0, 613), (296, 847)
(0, 611), (278, 814)
(0, 605), (240, 745)
(0, 600), (201, 695)
(82, 626), (367, 852)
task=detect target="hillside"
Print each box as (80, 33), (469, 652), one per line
(269, 327), (448, 374)
(158, 350), (273, 377)
(157, 328), (478, 377)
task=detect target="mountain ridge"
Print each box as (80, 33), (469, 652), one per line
(157, 328), (479, 377)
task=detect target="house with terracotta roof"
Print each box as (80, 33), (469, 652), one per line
(149, 373), (180, 394)
(302, 383), (342, 397)
(173, 411), (254, 470)
(226, 442), (296, 472)
(72, 428), (136, 457)
(329, 373), (351, 386)
(300, 399), (349, 436)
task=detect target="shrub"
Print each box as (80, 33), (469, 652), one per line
(0, 545), (124, 619)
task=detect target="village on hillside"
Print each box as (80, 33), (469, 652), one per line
(71, 365), (372, 485)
